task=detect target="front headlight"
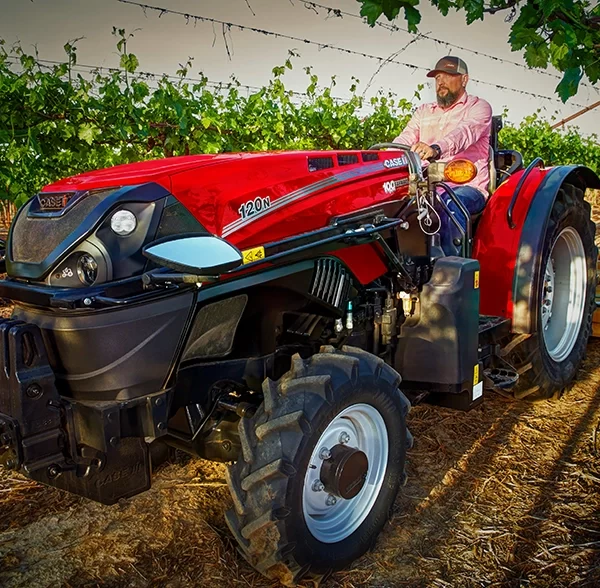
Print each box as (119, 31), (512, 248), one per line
(77, 253), (98, 285)
(110, 209), (137, 236)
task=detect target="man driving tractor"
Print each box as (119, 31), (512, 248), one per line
(393, 55), (493, 255)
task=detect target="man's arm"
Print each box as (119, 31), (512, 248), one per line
(393, 107), (422, 147)
(435, 98), (492, 157)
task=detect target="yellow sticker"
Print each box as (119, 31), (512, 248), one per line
(242, 246), (265, 264)
(473, 364), (480, 386)
(474, 270), (480, 289)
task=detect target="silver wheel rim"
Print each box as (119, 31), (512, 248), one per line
(302, 403), (388, 543)
(541, 226), (587, 362)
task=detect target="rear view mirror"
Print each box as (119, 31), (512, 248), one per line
(142, 234), (243, 275)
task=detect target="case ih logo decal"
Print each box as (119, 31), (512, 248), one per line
(38, 193), (74, 211)
(383, 156), (408, 169)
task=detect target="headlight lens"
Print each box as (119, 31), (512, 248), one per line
(77, 253), (98, 285)
(110, 209), (137, 236)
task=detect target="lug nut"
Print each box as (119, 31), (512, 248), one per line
(319, 447), (331, 460)
(312, 480), (324, 492)
(26, 384), (42, 399)
(326, 494), (337, 506)
(339, 432), (351, 445)
(47, 465), (60, 478)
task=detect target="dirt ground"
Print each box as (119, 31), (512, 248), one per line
(0, 339), (599, 588)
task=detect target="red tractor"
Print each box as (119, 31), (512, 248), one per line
(0, 116), (597, 585)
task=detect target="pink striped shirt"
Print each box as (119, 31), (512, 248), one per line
(394, 92), (493, 196)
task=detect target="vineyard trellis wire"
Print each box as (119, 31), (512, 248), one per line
(0, 34), (599, 224)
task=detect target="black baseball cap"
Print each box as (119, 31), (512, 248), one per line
(427, 56), (468, 77)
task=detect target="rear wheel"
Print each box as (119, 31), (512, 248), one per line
(509, 184), (597, 400)
(225, 345), (412, 586)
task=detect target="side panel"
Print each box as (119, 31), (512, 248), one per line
(472, 167), (549, 320)
(170, 152), (410, 243)
(11, 291), (195, 401)
(332, 243), (389, 285)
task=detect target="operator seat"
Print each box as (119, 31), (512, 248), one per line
(488, 146), (497, 195)
(486, 115), (524, 196)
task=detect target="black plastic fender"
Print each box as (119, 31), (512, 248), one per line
(512, 165), (600, 334)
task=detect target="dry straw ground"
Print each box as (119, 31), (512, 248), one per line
(0, 190), (599, 587)
(1, 342), (600, 588)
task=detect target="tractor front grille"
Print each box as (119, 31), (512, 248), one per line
(310, 259), (351, 310)
(11, 189), (114, 264)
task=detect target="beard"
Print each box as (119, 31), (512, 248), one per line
(437, 87), (460, 107)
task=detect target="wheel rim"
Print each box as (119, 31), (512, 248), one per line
(302, 403), (388, 543)
(541, 227), (587, 362)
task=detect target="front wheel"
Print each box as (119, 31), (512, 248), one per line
(225, 346), (412, 586)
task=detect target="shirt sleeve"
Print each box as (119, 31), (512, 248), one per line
(393, 107), (422, 147)
(435, 98), (492, 157)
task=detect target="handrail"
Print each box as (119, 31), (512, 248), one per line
(507, 157), (544, 229)
(436, 181), (472, 257)
(367, 142), (425, 183)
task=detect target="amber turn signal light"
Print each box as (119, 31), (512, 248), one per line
(444, 160), (477, 184)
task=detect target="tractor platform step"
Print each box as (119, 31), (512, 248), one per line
(483, 366), (519, 389)
(478, 315), (511, 334)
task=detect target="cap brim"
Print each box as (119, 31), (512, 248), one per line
(426, 68), (463, 78)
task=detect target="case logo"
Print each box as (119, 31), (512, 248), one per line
(383, 156), (407, 169)
(38, 193), (74, 211)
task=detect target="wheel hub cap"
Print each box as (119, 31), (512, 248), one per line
(541, 227), (587, 362)
(319, 444), (369, 500)
(302, 403), (388, 543)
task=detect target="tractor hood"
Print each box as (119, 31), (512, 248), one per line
(7, 149), (409, 287)
(41, 153), (245, 193)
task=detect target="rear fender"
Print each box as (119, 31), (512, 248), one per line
(474, 165), (600, 333)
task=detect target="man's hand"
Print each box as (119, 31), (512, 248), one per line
(411, 142), (436, 161)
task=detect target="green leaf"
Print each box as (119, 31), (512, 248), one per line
(77, 123), (100, 145)
(550, 42), (570, 66)
(556, 67), (583, 102)
(404, 5), (421, 32)
(120, 53), (139, 74)
(464, 0), (485, 24)
(525, 44), (549, 69)
(432, 0), (450, 16)
(358, 0), (382, 23)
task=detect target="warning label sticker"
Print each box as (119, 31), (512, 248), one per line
(242, 246), (265, 264)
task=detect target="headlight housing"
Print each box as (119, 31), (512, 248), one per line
(77, 253), (98, 286)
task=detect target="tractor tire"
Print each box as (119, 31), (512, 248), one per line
(224, 345), (412, 586)
(508, 183), (597, 400)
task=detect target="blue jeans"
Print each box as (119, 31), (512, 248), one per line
(437, 185), (486, 256)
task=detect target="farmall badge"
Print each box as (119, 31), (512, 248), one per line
(38, 193), (74, 211)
